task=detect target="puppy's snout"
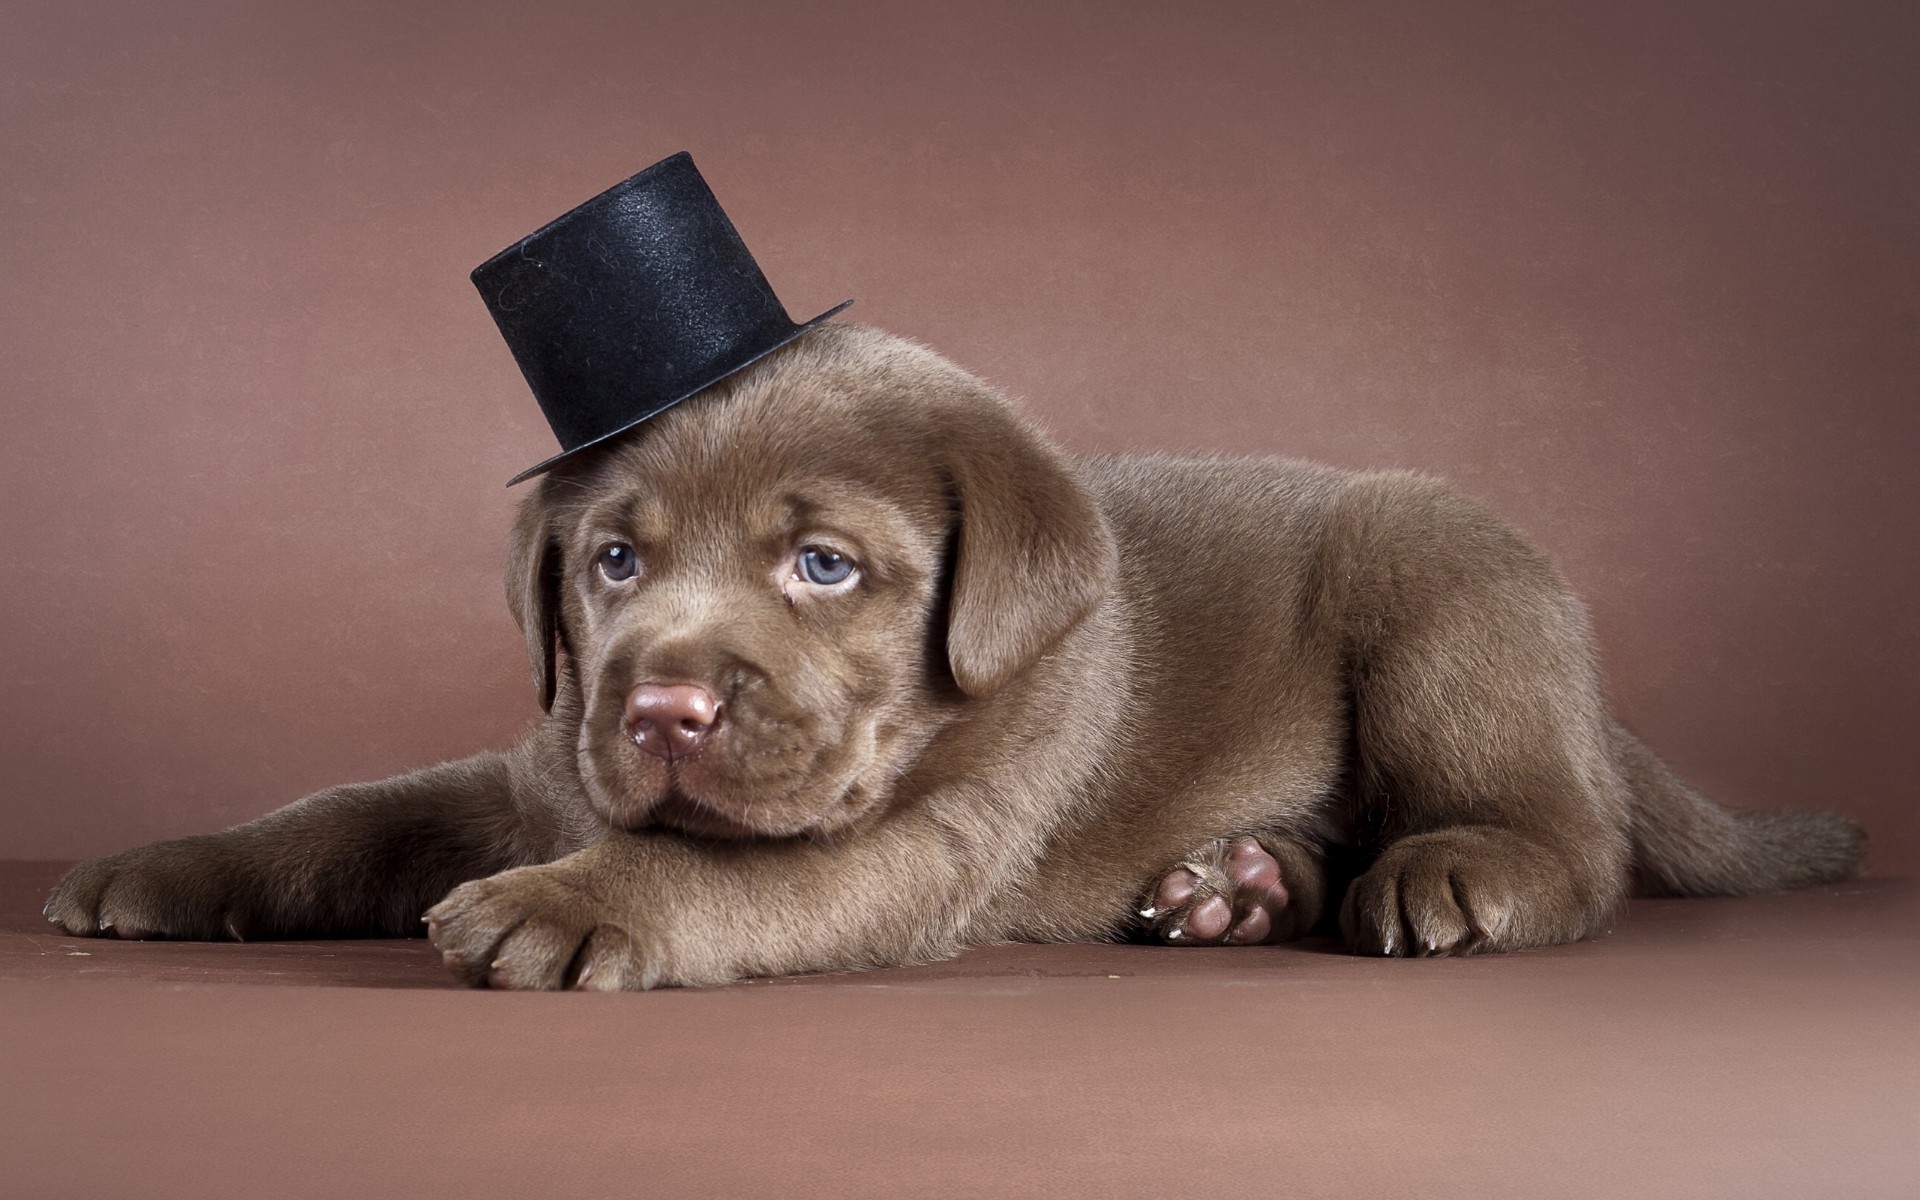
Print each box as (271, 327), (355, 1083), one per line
(624, 683), (721, 760)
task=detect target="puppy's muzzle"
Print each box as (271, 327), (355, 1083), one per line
(624, 683), (721, 761)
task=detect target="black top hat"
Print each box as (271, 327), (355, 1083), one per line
(472, 152), (852, 485)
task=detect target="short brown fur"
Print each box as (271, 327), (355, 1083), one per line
(46, 324), (1864, 987)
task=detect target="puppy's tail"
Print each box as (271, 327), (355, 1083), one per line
(1611, 720), (1864, 896)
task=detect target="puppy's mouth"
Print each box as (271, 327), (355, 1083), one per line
(593, 746), (827, 840)
(644, 783), (771, 839)
(579, 680), (883, 840)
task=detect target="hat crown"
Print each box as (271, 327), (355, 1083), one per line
(473, 153), (850, 484)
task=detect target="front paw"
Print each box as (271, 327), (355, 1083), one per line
(45, 837), (257, 940)
(425, 866), (654, 991)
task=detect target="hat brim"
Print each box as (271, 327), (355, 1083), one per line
(503, 299), (855, 487)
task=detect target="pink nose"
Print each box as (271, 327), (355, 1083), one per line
(624, 683), (720, 760)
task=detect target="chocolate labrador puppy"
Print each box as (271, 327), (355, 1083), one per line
(45, 323), (1863, 987)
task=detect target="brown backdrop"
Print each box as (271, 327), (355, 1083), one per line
(3, 1), (1914, 869)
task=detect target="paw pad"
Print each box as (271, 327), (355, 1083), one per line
(1142, 836), (1293, 946)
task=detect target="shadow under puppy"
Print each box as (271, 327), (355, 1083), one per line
(45, 323), (1863, 987)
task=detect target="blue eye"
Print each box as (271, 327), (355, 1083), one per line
(597, 543), (638, 582)
(798, 547), (855, 586)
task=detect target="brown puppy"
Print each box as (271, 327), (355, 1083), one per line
(44, 324), (1863, 987)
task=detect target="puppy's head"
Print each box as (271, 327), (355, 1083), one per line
(507, 324), (1116, 838)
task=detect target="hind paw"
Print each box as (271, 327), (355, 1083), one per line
(1141, 836), (1317, 946)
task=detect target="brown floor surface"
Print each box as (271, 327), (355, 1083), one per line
(2, 862), (1915, 1199)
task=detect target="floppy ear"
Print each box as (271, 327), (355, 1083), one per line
(505, 485), (563, 711)
(938, 399), (1118, 697)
